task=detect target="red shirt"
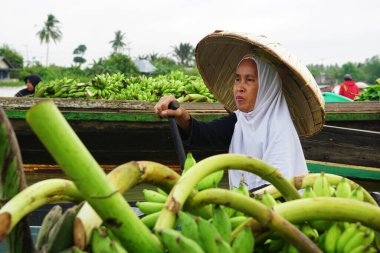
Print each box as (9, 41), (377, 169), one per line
(339, 80), (360, 100)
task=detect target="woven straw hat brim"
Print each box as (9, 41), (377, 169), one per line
(195, 31), (325, 137)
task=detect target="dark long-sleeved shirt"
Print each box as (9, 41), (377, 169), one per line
(179, 112), (237, 148)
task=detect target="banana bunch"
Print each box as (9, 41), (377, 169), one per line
(299, 174), (377, 253)
(33, 71), (216, 103)
(35, 78), (81, 98)
(177, 94), (213, 103)
(317, 222), (376, 253)
(156, 207), (255, 253)
(136, 188), (169, 228)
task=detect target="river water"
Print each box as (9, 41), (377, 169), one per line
(0, 86), (22, 97)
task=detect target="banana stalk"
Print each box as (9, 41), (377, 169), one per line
(273, 197), (380, 232)
(0, 108), (34, 253)
(26, 100), (163, 253)
(74, 160), (180, 249)
(254, 173), (378, 206)
(155, 154), (300, 230)
(0, 179), (82, 240)
(189, 188), (321, 253)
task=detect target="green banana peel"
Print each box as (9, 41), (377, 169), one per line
(189, 188), (321, 253)
(155, 154), (301, 230)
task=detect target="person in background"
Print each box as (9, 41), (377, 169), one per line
(154, 56), (308, 191)
(15, 74), (41, 97)
(339, 74), (359, 100)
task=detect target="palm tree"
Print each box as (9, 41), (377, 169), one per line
(73, 44), (87, 68)
(36, 14), (62, 66)
(110, 30), (127, 54)
(173, 42), (194, 67)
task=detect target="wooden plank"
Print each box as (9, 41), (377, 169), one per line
(301, 125), (380, 168)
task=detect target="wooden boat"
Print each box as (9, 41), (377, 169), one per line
(1, 97), (379, 182)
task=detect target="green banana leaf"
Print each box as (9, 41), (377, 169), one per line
(0, 108), (34, 253)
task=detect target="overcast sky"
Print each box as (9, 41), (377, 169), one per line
(1, 0), (379, 67)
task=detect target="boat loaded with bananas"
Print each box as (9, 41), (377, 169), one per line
(1, 97), (379, 182)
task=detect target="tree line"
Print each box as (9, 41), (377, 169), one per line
(1, 14), (379, 85)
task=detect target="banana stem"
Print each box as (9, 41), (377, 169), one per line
(273, 197), (380, 232)
(155, 154), (300, 229)
(189, 188), (321, 253)
(253, 173), (378, 205)
(0, 179), (82, 240)
(26, 100), (163, 253)
(74, 161), (181, 249)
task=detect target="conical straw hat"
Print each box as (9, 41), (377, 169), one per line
(195, 31), (325, 137)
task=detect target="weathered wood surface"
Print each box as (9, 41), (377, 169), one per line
(1, 98), (379, 167)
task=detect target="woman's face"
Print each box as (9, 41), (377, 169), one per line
(26, 80), (35, 92)
(233, 59), (259, 112)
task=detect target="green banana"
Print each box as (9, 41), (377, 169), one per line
(287, 244), (299, 253)
(141, 211), (160, 229)
(156, 228), (205, 253)
(335, 177), (352, 198)
(182, 152), (223, 190)
(178, 211), (201, 245)
(351, 187), (365, 201)
(143, 189), (167, 203)
(136, 201), (164, 215)
(313, 172), (331, 197)
(229, 216), (250, 230)
(234, 180), (250, 197)
(35, 205), (62, 251)
(300, 222), (319, 242)
(267, 239), (285, 253)
(231, 181), (250, 217)
(91, 227), (127, 253)
(349, 244), (378, 253)
(183, 152), (197, 174)
(231, 225), (255, 253)
(336, 222), (362, 253)
(196, 216), (220, 253)
(215, 236), (233, 253)
(42, 204), (82, 253)
(316, 231), (327, 250)
(302, 186), (316, 198)
(309, 220), (332, 233)
(261, 191), (277, 207)
(323, 222), (342, 253)
(156, 187), (168, 197)
(212, 205), (232, 243)
(196, 170), (224, 191)
(342, 229), (375, 253)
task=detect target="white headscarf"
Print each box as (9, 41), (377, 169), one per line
(228, 56), (308, 190)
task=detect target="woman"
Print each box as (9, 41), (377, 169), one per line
(154, 56), (308, 191)
(15, 74), (41, 97)
(155, 31), (324, 191)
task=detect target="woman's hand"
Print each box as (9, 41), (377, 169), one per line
(154, 95), (191, 133)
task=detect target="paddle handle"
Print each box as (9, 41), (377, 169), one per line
(168, 101), (186, 172)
